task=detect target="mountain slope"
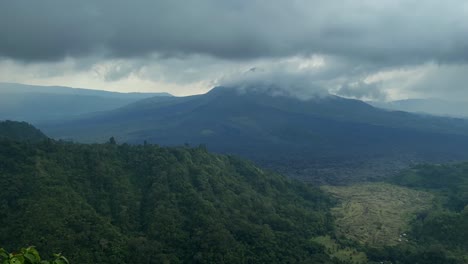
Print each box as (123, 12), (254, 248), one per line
(0, 120), (48, 142)
(369, 98), (468, 118)
(40, 86), (468, 183)
(0, 82), (171, 122)
(0, 136), (336, 263)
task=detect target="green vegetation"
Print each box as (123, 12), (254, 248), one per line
(0, 120), (47, 142)
(2, 121), (467, 263)
(312, 236), (367, 264)
(0, 136), (336, 263)
(323, 183), (434, 247)
(391, 163), (468, 212)
(389, 164), (468, 262)
(323, 179), (468, 264)
(0, 247), (68, 264)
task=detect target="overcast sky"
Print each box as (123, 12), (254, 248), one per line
(1, 0), (467, 100)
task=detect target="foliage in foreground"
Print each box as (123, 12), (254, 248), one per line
(0, 247), (68, 264)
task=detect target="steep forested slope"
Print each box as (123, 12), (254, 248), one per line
(0, 138), (336, 263)
(0, 120), (48, 142)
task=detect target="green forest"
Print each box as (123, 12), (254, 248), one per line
(356, 163), (468, 263)
(0, 121), (467, 263)
(384, 164), (468, 262)
(0, 127), (337, 263)
(0, 120), (47, 142)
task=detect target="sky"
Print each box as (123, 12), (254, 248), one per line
(1, 0), (468, 100)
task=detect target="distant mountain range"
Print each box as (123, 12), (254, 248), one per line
(37, 86), (468, 183)
(0, 82), (171, 122)
(369, 98), (468, 118)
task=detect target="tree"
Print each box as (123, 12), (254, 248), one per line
(108, 137), (117, 145)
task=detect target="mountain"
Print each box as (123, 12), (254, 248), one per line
(0, 120), (48, 142)
(0, 135), (335, 264)
(39, 86), (468, 183)
(369, 98), (468, 118)
(0, 82), (171, 122)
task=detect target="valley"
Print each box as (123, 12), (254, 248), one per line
(323, 183), (433, 247)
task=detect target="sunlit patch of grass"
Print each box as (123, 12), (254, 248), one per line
(323, 182), (434, 247)
(312, 235), (367, 264)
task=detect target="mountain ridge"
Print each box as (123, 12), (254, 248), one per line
(369, 98), (468, 118)
(39, 86), (468, 183)
(0, 82), (172, 98)
(0, 82), (171, 122)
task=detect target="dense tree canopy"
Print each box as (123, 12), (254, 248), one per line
(0, 138), (337, 263)
(0, 120), (47, 142)
(1, 121), (466, 263)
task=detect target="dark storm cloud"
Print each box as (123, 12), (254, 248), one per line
(1, 0), (468, 64)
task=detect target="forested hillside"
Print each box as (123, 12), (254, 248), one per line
(0, 137), (336, 263)
(1, 121), (466, 263)
(0, 120), (47, 142)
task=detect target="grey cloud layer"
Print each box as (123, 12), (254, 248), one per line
(1, 0), (468, 64)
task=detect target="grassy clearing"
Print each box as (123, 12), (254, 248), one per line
(322, 182), (434, 247)
(312, 235), (367, 264)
